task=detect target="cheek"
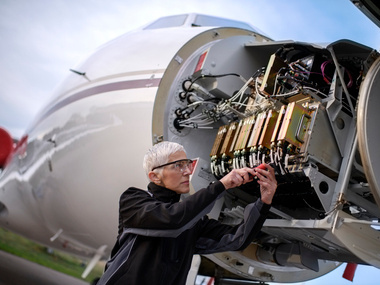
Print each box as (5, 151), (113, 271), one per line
(162, 172), (181, 188)
(172, 176), (187, 192)
(173, 176), (183, 187)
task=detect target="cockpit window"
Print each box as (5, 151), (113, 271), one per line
(144, 15), (188, 29)
(143, 14), (256, 31)
(193, 14), (255, 31)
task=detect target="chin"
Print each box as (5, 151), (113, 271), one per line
(177, 187), (190, 194)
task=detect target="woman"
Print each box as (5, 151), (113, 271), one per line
(98, 141), (277, 285)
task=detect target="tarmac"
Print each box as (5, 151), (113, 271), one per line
(0, 250), (91, 285)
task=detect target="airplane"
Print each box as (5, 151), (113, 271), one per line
(0, 0), (380, 283)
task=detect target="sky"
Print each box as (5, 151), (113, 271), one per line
(1, 0), (380, 140)
(0, 0), (379, 284)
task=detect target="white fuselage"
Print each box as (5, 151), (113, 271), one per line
(0, 26), (217, 256)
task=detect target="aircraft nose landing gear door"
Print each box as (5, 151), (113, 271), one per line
(357, 56), (380, 207)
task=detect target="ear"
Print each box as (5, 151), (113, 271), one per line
(148, 171), (161, 184)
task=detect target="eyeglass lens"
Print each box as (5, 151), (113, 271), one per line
(174, 160), (193, 172)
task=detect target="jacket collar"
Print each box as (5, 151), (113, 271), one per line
(147, 182), (181, 204)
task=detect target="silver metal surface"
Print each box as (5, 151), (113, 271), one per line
(357, 56), (380, 206)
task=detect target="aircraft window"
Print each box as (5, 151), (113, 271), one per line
(144, 15), (188, 29)
(193, 15), (255, 31)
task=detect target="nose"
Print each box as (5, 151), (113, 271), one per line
(182, 164), (192, 175)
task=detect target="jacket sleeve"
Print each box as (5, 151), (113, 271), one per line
(194, 199), (271, 254)
(119, 181), (225, 238)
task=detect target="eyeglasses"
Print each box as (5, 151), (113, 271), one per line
(152, 159), (194, 173)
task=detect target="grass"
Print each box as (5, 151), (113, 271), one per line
(0, 227), (104, 283)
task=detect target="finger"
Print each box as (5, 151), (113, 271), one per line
(233, 168), (247, 183)
(257, 179), (270, 188)
(246, 168), (256, 179)
(256, 166), (276, 181)
(258, 178), (277, 193)
(241, 171), (253, 183)
(255, 169), (268, 180)
(259, 163), (275, 176)
(233, 171), (245, 186)
(255, 166), (269, 175)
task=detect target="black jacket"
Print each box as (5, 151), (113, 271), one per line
(98, 181), (270, 285)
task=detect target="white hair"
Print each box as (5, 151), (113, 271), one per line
(143, 141), (186, 177)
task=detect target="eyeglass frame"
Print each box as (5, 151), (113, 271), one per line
(151, 159), (194, 172)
